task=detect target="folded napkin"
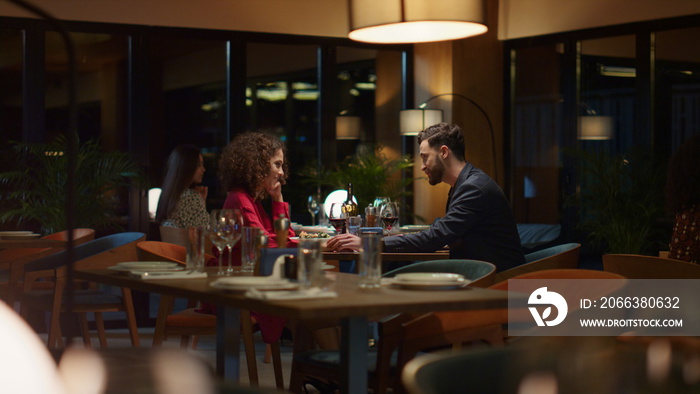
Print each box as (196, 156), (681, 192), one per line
(131, 271), (208, 280)
(245, 287), (338, 300)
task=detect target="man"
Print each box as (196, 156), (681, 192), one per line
(327, 122), (525, 272)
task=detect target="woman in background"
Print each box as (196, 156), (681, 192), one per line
(665, 133), (700, 264)
(156, 144), (209, 228)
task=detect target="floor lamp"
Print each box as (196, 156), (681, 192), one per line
(399, 93), (497, 176)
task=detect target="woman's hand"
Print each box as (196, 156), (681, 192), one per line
(195, 186), (208, 200)
(267, 180), (283, 202)
(327, 233), (361, 252)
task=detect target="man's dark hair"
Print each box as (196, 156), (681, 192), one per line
(417, 122), (466, 161)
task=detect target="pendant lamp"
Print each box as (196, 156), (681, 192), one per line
(348, 0), (488, 44)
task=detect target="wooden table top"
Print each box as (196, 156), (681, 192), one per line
(73, 269), (510, 321)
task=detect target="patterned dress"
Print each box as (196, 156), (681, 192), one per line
(161, 188), (210, 228)
(669, 203), (700, 264)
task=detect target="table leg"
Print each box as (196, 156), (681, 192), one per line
(340, 315), (368, 394)
(216, 306), (241, 381)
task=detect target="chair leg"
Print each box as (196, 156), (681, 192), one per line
(94, 312), (108, 348)
(78, 312), (93, 348)
(121, 288), (140, 347)
(240, 310), (259, 386)
(191, 335), (199, 350)
(271, 341), (284, 390)
(47, 280), (65, 349)
(179, 335), (191, 348)
(263, 344), (272, 363)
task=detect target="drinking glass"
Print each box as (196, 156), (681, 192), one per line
(209, 209), (234, 276)
(373, 196), (391, 212)
(329, 202), (347, 234)
(297, 239), (323, 289)
(358, 233), (383, 289)
(380, 201), (399, 234)
(216, 209), (243, 275)
(364, 206), (378, 227)
(185, 226), (206, 273)
(241, 227), (261, 273)
(347, 216), (362, 236)
(307, 195), (320, 226)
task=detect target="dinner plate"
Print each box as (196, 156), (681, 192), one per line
(394, 272), (465, 283)
(117, 261), (179, 270)
(0, 231), (33, 235)
(108, 265), (184, 273)
(391, 281), (470, 291)
(210, 276), (298, 291)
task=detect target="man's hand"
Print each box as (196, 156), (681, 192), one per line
(327, 233), (361, 252)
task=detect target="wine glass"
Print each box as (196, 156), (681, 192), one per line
(373, 197), (391, 217)
(209, 209), (235, 276)
(307, 196), (320, 226)
(219, 209), (243, 275)
(329, 202), (347, 234)
(380, 201), (399, 234)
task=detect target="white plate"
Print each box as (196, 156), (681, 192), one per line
(394, 272), (465, 283)
(108, 265), (184, 273)
(0, 231), (33, 235)
(210, 276), (297, 291)
(0, 232), (41, 239)
(117, 261), (179, 270)
(392, 281), (470, 290)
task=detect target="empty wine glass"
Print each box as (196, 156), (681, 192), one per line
(307, 196), (320, 226)
(380, 201), (399, 234)
(329, 202), (347, 234)
(218, 209), (243, 275)
(209, 209), (235, 276)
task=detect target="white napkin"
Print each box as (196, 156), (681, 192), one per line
(245, 287), (338, 300)
(131, 271), (208, 280)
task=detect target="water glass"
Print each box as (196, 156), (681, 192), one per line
(185, 226), (205, 273)
(297, 239), (323, 289)
(241, 227), (261, 273)
(358, 233), (383, 289)
(364, 206), (377, 227)
(347, 216), (362, 236)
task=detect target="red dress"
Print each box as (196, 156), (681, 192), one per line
(201, 188), (298, 344)
(669, 203), (700, 264)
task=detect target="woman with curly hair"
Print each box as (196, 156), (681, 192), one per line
(217, 131), (297, 345)
(156, 144), (209, 228)
(665, 133), (700, 264)
(219, 131), (297, 249)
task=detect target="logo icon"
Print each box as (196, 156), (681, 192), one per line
(528, 287), (568, 327)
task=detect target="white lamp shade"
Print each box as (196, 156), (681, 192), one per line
(400, 109), (444, 136)
(348, 0), (488, 44)
(336, 116), (361, 140)
(148, 188), (162, 219)
(578, 116), (614, 140)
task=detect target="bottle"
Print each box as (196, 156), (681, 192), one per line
(343, 182), (359, 217)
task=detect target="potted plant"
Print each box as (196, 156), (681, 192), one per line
(0, 135), (148, 235)
(568, 148), (670, 254)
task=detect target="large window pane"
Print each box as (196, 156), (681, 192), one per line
(655, 26), (700, 152)
(512, 44), (564, 225)
(246, 42), (319, 219)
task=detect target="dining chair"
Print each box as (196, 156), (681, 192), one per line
(159, 225), (189, 248)
(492, 242), (581, 283)
(20, 232), (146, 349)
(0, 228), (95, 309)
(136, 241), (286, 389)
(288, 259), (497, 394)
(602, 253), (700, 279)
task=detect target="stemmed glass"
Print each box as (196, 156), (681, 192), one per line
(219, 209), (243, 275)
(307, 196), (320, 226)
(329, 202), (347, 234)
(380, 201), (399, 235)
(209, 209), (237, 276)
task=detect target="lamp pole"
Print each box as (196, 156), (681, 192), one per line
(419, 93), (498, 177)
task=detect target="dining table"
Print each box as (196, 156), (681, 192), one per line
(73, 267), (512, 394)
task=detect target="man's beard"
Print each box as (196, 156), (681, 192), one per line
(428, 158), (445, 185)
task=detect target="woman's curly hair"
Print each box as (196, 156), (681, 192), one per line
(218, 132), (288, 201)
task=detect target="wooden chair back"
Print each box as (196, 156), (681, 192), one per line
(603, 253), (700, 279)
(159, 226), (189, 247)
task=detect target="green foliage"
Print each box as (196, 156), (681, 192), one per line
(567, 148), (669, 254)
(0, 135), (148, 234)
(299, 145), (417, 210)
